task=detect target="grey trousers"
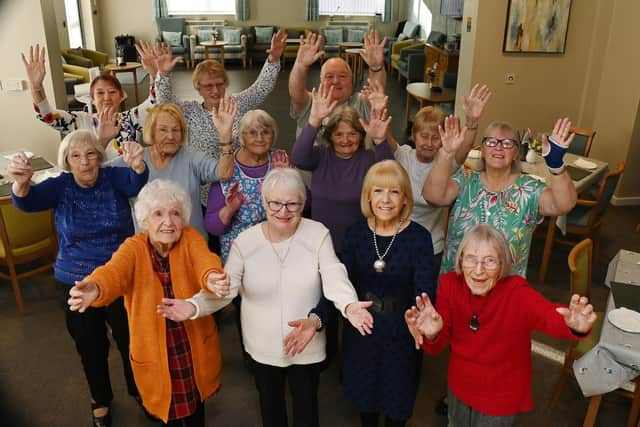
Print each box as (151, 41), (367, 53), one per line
(448, 388), (518, 427)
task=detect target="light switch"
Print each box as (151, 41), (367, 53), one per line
(3, 79), (27, 91)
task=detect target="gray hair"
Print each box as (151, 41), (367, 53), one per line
(479, 121), (521, 173)
(134, 179), (192, 230)
(454, 224), (514, 280)
(260, 168), (306, 209)
(57, 129), (105, 171)
(238, 109), (278, 144)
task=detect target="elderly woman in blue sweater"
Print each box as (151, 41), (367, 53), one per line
(9, 129), (148, 427)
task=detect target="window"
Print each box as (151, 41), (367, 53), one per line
(167, 0), (235, 15)
(319, 0), (385, 17)
(64, 0), (83, 48)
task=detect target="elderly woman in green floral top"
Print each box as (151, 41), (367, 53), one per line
(423, 116), (578, 277)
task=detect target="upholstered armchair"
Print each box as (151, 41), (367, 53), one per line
(384, 21), (420, 70)
(319, 26), (369, 61)
(390, 40), (422, 76)
(190, 26), (247, 68)
(397, 47), (426, 83)
(155, 17), (191, 68)
(282, 27), (310, 67)
(247, 26), (277, 66)
(62, 48), (109, 68)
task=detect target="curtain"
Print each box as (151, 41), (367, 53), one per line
(152, 0), (168, 21)
(306, 0), (320, 21)
(236, 0), (250, 20)
(382, 0), (397, 23)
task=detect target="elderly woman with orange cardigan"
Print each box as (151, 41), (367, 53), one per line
(67, 179), (231, 427)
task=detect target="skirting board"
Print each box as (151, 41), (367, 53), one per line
(612, 195), (640, 206)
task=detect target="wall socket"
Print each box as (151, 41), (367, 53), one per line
(2, 79), (27, 92)
(505, 73), (516, 85)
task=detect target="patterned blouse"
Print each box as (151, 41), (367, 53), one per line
(440, 169), (545, 277)
(33, 83), (156, 160)
(155, 59), (280, 205)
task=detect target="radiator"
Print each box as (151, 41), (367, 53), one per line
(326, 20), (370, 27)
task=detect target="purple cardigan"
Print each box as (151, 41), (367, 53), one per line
(291, 123), (393, 252)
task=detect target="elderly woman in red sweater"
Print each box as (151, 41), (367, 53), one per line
(405, 224), (596, 426)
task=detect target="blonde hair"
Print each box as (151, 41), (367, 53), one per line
(57, 129), (105, 171)
(454, 224), (514, 279)
(192, 59), (229, 91)
(360, 160), (413, 220)
(479, 121), (521, 173)
(143, 103), (188, 146)
(412, 106), (445, 137)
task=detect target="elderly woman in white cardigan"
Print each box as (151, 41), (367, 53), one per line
(158, 167), (373, 427)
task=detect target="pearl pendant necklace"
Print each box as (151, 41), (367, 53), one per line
(372, 217), (403, 273)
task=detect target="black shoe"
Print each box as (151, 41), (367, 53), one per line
(91, 404), (112, 427)
(435, 396), (448, 416)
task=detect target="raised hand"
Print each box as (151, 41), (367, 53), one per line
(136, 40), (159, 79)
(405, 293), (443, 342)
(155, 42), (182, 76)
(556, 294), (597, 334)
(462, 84), (492, 125)
(283, 317), (318, 356)
(121, 141), (145, 173)
(360, 28), (386, 69)
(548, 117), (575, 148)
(96, 106), (121, 145)
(267, 28), (288, 62)
(206, 271), (230, 298)
(8, 152), (34, 187)
(157, 298), (196, 322)
(295, 32), (325, 67)
(309, 81), (338, 127)
(68, 279), (100, 313)
(271, 149), (290, 168)
(211, 95), (238, 143)
(359, 106), (391, 144)
(224, 182), (244, 213)
(21, 44), (46, 89)
(345, 301), (374, 336)
(439, 115), (466, 154)
(360, 78), (387, 111)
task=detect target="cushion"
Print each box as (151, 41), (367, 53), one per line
(402, 21), (419, 38)
(162, 31), (183, 47)
(324, 28), (343, 45)
(223, 28), (242, 45)
(398, 33), (408, 41)
(346, 29), (365, 43)
(69, 47), (84, 57)
(255, 27), (274, 44)
(197, 30), (213, 42)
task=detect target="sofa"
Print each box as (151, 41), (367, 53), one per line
(155, 17), (191, 68)
(189, 26), (247, 68)
(318, 25), (370, 61)
(247, 26), (278, 66)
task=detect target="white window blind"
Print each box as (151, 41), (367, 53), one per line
(167, 0), (235, 15)
(319, 0), (385, 16)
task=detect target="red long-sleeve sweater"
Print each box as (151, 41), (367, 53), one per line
(422, 272), (582, 416)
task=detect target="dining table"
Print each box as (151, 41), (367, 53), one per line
(0, 149), (59, 197)
(572, 250), (640, 426)
(465, 150), (609, 285)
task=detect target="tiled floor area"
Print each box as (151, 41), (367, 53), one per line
(1, 61), (638, 426)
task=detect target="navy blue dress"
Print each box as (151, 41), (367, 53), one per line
(341, 219), (436, 421)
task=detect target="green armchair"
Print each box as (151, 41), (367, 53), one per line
(62, 48), (109, 68)
(283, 27), (310, 67)
(390, 40), (422, 77)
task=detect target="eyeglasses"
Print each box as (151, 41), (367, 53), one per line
(199, 82), (226, 91)
(461, 255), (500, 271)
(266, 200), (303, 213)
(243, 129), (273, 139)
(482, 137), (517, 149)
(68, 152), (99, 162)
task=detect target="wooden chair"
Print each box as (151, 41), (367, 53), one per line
(553, 162), (625, 260)
(0, 195), (57, 315)
(568, 127), (596, 157)
(548, 239), (605, 409)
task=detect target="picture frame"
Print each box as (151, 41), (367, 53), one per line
(503, 0), (572, 54)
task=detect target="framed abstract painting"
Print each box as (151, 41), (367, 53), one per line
(503, 0), (572, 53)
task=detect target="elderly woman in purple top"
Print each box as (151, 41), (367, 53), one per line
(291, 81), (394, 253)
(204, 109), (290, 263)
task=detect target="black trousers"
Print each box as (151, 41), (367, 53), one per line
(251, 358), (322, 427)
(163, 402), (205, 427)
(360, 412), (406, 427)
(56, 281), (138, 407)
